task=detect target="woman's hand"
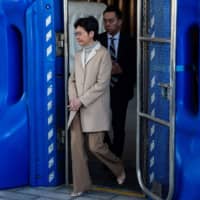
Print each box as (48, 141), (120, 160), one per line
(68, 98), (82, 111)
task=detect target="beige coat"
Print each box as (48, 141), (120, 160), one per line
(68, 42), (112, 132)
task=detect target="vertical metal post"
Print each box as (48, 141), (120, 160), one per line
(63, 0), (69, 185)
(168, 0), (177, 199)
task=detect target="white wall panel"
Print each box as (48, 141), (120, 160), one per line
(68, 2), (106, 73)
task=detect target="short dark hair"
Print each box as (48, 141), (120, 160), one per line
(74, 16), (99, 40)
(103, 5), (122, 19)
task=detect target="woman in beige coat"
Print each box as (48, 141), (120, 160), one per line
(68, 16), (126, 197)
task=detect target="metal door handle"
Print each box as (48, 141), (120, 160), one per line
(158, 83), (171, 100)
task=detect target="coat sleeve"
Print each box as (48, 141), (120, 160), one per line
(79, 51), (112, 107)
(68, 69), (77, 100)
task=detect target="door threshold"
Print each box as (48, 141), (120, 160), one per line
(93, 185), (145, 198)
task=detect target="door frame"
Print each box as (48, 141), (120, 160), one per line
(136, 0), (177, 199)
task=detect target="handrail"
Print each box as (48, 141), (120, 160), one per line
(138, 112), (170, 127)
(139, 36), (171, 43)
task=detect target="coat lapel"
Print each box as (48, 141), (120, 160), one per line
(81, 42), (101, 68)
(85, 48), (96, 64)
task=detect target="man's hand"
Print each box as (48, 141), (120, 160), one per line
(68, 98), (82, 111)
(111, 61), (123, 75)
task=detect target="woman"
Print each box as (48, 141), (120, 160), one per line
(68, 16), (125, 197)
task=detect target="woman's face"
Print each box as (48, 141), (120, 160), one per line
(74, 26), (94, 46)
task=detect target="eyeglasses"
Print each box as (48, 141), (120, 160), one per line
(74, 31), (85, 36)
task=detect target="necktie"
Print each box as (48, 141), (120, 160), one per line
(109, 37), (118, 87)
(109, 37), (116, 61)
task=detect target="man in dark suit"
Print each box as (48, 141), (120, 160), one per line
(98, 5), (136, 157)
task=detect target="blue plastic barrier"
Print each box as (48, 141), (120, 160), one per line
(175, 1), (200, 199)
(26, 0), (58, 186)
(0, 0), (30, 188)
(0, 0), (59, 188)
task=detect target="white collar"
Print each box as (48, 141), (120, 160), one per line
(81, 42), (101, 68)
(107, 32), (120, 40)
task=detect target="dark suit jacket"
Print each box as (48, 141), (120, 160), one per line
(98, 32), (136, 101)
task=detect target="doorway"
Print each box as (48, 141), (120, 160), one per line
(64, 0), (141, 195)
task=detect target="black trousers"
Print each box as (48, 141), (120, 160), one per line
(105, 88), (129, 157)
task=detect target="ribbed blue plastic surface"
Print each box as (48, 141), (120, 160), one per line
(175, 1), (200, 199)
(26, 0), (57, 186)
(0, 0), (30, 189)
(147, 0), (171, 191)
(0, 0), (59, 188)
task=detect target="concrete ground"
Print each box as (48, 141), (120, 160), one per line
(0, 185), (146, 200)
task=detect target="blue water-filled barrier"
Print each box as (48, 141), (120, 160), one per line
(174, 0), (200, 199)
(0, 0), (59, 188)
(0, 0), (30, 188)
